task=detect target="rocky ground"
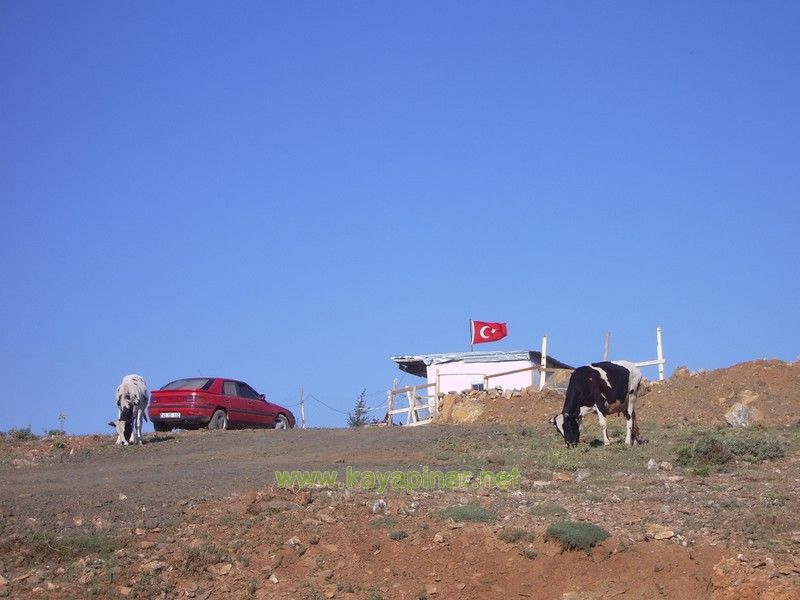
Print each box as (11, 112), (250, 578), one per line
(1, 359), (800, 599)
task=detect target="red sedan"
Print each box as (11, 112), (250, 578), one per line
(148, 377), (295, 432)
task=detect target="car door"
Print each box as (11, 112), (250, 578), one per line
(238, 381), (274, 427)
(222, 380), (249, 427)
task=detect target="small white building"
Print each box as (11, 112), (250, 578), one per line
(391, 350), (573, 394)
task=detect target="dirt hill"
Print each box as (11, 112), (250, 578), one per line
(434, 359), (800, 428)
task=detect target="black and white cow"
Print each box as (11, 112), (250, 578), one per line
(551, 360), (642, 447)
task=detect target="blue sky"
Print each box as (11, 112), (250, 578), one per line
(1, 2), (798, 434)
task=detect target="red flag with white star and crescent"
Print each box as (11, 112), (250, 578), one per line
(471, 320), (508, 344)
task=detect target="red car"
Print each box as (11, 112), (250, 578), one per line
(148, 377), (295, 432)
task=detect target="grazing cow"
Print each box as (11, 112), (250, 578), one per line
(551, 361), (642, 447)
(113, 374), (149, 445)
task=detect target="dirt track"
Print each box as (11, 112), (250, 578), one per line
(0, 427), (487, 532)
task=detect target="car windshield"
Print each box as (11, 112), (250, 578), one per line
(161, 378), (213, 391)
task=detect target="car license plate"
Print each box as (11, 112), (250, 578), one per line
(160, 412), (181, 419)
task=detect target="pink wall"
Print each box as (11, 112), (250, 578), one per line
(428, 359), (539, 393)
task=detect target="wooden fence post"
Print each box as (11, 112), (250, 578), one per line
(300, 388), (305, 429)
(434, 369), (440, 414)
(539, 335), (548, 391)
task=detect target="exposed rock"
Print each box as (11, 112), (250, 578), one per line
(737, 389), (759, 405)
(207, 562), (232, 576)
(398, 502), (419, 516)
(438, 394), (459, 423)
(318, 512), (337, 524)
(672, 366), (692, 378)
(450, 399), (485, 424)
(647, 524), (675, 540)
(725, 403), (763, 427)
(647, 459), (659, 471)
(367, 499), (388, 515)
(574, 469), (591, 482)
(142, 560), (166, 573)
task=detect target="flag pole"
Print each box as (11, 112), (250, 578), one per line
(469, 319), (474, 353)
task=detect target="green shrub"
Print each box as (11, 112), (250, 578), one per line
(529, 502), (568, 518)
(498, 528), (535, 544)
(545, 521), (609, 551)
(727, 434), (785, 462)
(388, 530), (408, 541)
(185, 544), (225, 571)
(369, 517), (398, 529)
(676, 430), (786, 467)
(9, 427), (37, 441)
(438, 504), (496, 523)
(25, 531), (122, 563)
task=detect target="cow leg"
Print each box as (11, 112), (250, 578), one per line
(128, 414), (137, 445)
(625, 394), (638, 446)
(115, 407), (127, 445)
(115, 420), (128, 445)
(595, 410), (613, 445)
(129, 409), (137, 445)
(134, 409), (143, 444)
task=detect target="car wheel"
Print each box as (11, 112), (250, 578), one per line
(274, 414), (290, 430)
(208, 409), (228, 430)
(153, 422), (172, 433)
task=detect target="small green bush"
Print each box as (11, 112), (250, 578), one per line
(438, 504), (496, 523)
(9, 427), (37, 441)
(530, 502), (568, 518)
(25, 531), (122, 563)
(545, 521), (609, 551)
(727, 434), (785, 462)
(676, 430), (786, 467)
(498, 528), (535, 544)
(388, 530), (408, 541)
(369, 517), (398, 529)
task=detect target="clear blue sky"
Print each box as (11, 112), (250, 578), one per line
(2, 2), (798, 434)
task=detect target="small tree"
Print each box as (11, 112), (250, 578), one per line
(347, 389), (368, 428)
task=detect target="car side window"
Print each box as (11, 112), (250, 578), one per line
(238, 383), (260, 400)
(223, 381), (238, 396)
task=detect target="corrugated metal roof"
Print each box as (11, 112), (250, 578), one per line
(391, 350), (573, 378)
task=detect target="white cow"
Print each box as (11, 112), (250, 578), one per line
(114, 374), (149, 445)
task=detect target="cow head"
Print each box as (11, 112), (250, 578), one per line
(551, 413), (581, 447)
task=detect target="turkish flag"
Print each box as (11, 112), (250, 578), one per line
(471, 320), (508, 344)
